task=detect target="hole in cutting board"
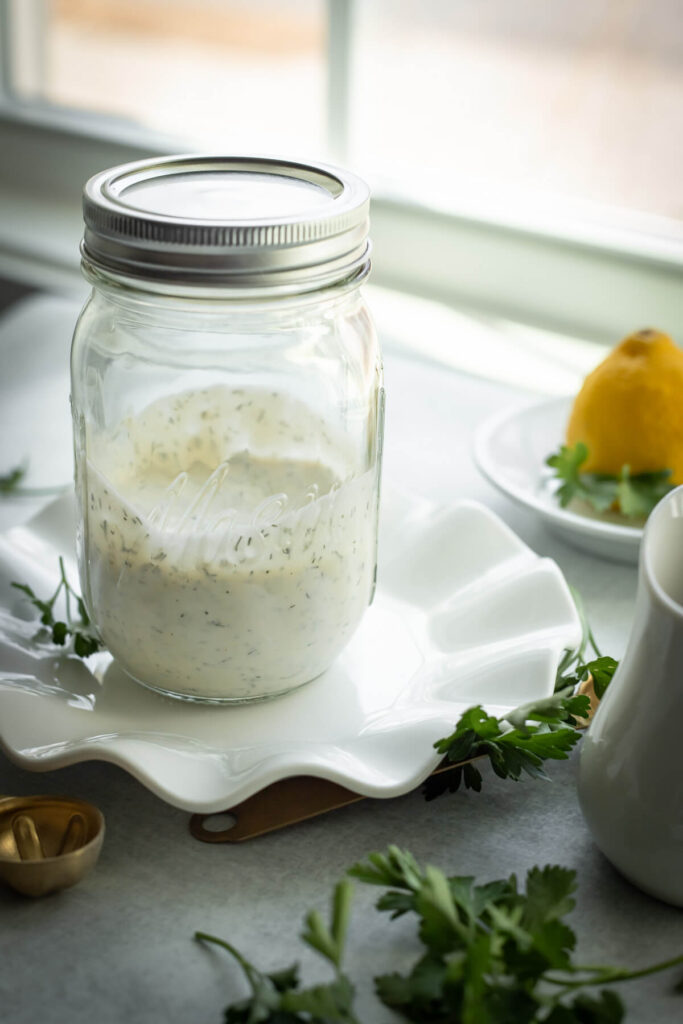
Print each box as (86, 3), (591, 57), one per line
(201, 813), (237, 833)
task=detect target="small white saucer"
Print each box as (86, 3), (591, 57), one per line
(473, 398), (642, 564)
(0, 491), (581, 813)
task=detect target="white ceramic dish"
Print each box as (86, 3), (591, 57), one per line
(474, 397), (642, 564)
(0, 491), (581, 813)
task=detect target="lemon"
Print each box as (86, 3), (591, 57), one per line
(566, 328), (683, 484)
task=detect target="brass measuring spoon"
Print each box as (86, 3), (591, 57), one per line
(0, 795), (104, 897)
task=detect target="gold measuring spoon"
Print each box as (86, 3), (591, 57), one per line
(0, 795), (104, 897)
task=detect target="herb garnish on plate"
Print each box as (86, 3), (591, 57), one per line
(11, 557), (101, 657)
(546, 443), (673, 519)
(425, 589), (618, 799)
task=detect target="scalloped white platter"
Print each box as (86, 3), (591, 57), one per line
(474, 397), (642, 564)
(0, 491), (581, 813)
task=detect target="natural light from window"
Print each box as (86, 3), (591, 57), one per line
(7, 0), (682, 229)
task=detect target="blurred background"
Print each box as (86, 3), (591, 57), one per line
(5, 0), (683, 219)
(0, 0), (681, 356)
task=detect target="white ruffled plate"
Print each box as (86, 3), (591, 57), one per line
(474, 397), (642, 564)
(0, 491), (581, 813)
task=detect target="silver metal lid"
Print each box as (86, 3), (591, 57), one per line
(82, 155), (371, 291)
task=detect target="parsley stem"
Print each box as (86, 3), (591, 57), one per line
(6, 485), (69, 498)
(46, 576), (63, 615)
(0, 461), (68, 499)
(570, 587), (591, 663)
(555, 588), (591, 689)
(545, 952), (683, 988)
(194, 932), (262, 993)
(59, 557), (73, 624)
(555, 647), (578, 681)
(587, 623), (603, 659)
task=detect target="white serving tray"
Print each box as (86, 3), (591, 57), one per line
(0, 491), (581, 813)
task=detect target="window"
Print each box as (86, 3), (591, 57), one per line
(350, 0), (683, 223)
(5, 0), (682, 224)
(10, 0), (327, 155)
(1, 0), (682, 344)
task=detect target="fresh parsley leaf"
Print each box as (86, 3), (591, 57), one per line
(522, 865), (577, 931)
(546, 443), (618, 512)
(374, 954), (449, 1017)
(563, 656), (619, 701)
(617, 465), (673, 518)
(564, 989), (625, 1024)
(280, 976), (356, 1021)
(348, 845), (424, 894)
(0, 464), (27, 494)
(267, 965), (301, 995)
(301, 880), (353, 971)
(51, 620), (69, 646)
(546, 443), (673, 518)
(74, 632), (101, 658)
(11, 557), (101, 658)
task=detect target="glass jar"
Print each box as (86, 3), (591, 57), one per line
(71, 156), (383, 704)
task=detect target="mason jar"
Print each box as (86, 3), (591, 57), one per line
(70, 155), (384, 704)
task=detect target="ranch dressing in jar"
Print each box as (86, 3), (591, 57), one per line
(71, 156), (383, 702)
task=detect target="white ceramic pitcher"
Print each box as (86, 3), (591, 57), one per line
(578, 484), (683, 907)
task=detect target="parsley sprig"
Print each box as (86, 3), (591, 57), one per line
(198, 846), (683, 1023)
(424, 591), (618, 799)
(351, 847), (683, 1023)
(196, 880), (360, 1024)
(0, 462), (66, 498)
(11, 557), (101, 657)
(546, 442), (673, 518)
(425, 696), (588, 799)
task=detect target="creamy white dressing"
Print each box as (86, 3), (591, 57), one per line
(80, 386), (378, 701)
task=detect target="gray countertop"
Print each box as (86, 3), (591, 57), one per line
(0, 294), (680, 1023)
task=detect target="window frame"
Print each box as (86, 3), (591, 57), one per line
(0, 0), (681, 343)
